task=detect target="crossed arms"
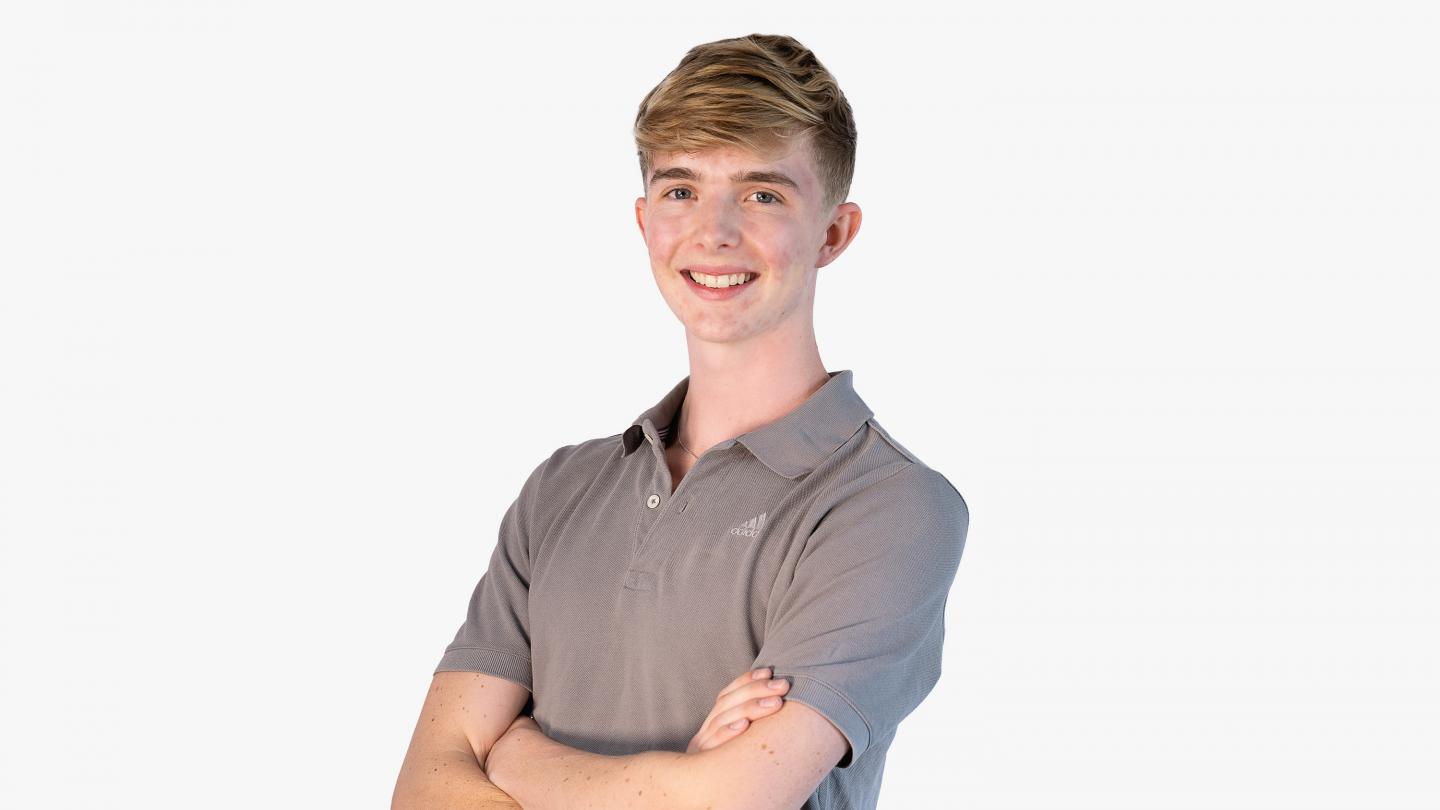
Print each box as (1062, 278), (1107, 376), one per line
(391, 668), (848, 810)
(393, 462), (967, 808)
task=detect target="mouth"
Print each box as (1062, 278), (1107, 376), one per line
(681, 268), (760, 290)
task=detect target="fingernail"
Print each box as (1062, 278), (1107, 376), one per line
(753, 669), (770, 679)
(730, 720), (746, 729)
(769, 679), (786, 689)
(760, 697), (779, 707)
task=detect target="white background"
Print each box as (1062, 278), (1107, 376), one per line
(2, 2), (1437, 808)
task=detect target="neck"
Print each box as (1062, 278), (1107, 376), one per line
(676, 321), (829, 459)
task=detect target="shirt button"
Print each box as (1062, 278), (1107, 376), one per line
(646, 493), (660, 508)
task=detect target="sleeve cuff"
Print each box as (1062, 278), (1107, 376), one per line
(433, 645), (533, 691)
(776, 672), (872, 768)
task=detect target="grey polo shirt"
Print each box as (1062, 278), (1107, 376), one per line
(436, 368), (969, 810)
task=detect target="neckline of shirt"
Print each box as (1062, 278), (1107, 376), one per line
(620, 369), (875, 480)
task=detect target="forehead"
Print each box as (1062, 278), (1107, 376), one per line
(649, 137), (820, 192)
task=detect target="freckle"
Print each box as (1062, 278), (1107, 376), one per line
(638, 790), (643, 796)
(760, 743), (767, 749)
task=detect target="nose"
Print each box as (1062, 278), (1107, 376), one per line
(693, 196), (742, 251)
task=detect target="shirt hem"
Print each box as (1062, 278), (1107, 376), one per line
(777, 672), (873, 768)
(434, 645), (533, 691)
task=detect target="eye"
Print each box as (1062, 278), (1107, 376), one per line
(663, 187), (693, 200)
(751, 190), (781, 205)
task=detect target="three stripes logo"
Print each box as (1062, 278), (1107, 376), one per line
(729, 512), (768, 539)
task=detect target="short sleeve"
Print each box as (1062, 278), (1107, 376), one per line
(432, 454), (550, 693)
(754, 463), (969, 768)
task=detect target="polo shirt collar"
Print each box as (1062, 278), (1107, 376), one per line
(621, 369), (874, 480)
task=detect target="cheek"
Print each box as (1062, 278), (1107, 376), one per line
(645, 217), (685, 256)
(766, 224), (811, 270)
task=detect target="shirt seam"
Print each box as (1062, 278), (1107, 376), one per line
(804, 458), (916, 540)
(864, 417), (925, 467)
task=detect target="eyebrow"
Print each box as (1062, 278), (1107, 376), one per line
(648, 166), (801, 192)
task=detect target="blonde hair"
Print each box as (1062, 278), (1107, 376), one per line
(633, 34), (857, 212)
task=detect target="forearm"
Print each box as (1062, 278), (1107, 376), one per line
(392, 745), (523, 810)
(487, 727), (711, 810)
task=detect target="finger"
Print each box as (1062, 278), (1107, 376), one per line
(689, 712), (744, 755)
(695, 673), (788, 750)
(711, 694), (787, 731)
(697, 715), (756, 753)
(717, 668), (771, 701)
(735, 677), (790, 707)
(705, 677), (790, 732)
(696, 686), (785, 746)
(717, 674), (788, 715)
(695, 688), (790, 753)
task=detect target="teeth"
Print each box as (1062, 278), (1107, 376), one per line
(688, 270), (754, 288)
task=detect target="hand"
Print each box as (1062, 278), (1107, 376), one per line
(685, 667), (791, 754)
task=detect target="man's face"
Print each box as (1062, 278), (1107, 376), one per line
(634, 136), (859, 345)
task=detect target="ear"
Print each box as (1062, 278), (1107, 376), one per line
(634, 196), (648, 241)
(815, 202), (862, 269)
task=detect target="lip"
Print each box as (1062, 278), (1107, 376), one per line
(680, 266), (760, 301)
(683, 266), (759, 277)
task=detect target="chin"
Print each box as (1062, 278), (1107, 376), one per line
(685, 322), (755, 344)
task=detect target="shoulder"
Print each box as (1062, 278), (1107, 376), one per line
(806, 420), (969, 562)
(829, 460), (967, 540)
(533, 432), (624, 479)
(834, 417), (969, 525)
(514, 431), (628, 500)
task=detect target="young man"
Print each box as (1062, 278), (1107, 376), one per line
(393, 33), (969, 810)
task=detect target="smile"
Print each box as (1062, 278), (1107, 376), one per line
(685, 269), (756, 288)
(681, 268), (759, 300)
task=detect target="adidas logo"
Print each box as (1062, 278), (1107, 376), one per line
(729, 512), (767, 538)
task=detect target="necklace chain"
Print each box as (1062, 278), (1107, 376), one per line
(674, 408), (699, 460)
(673, 435), (696, 461)
(676, 430), (699, 460)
